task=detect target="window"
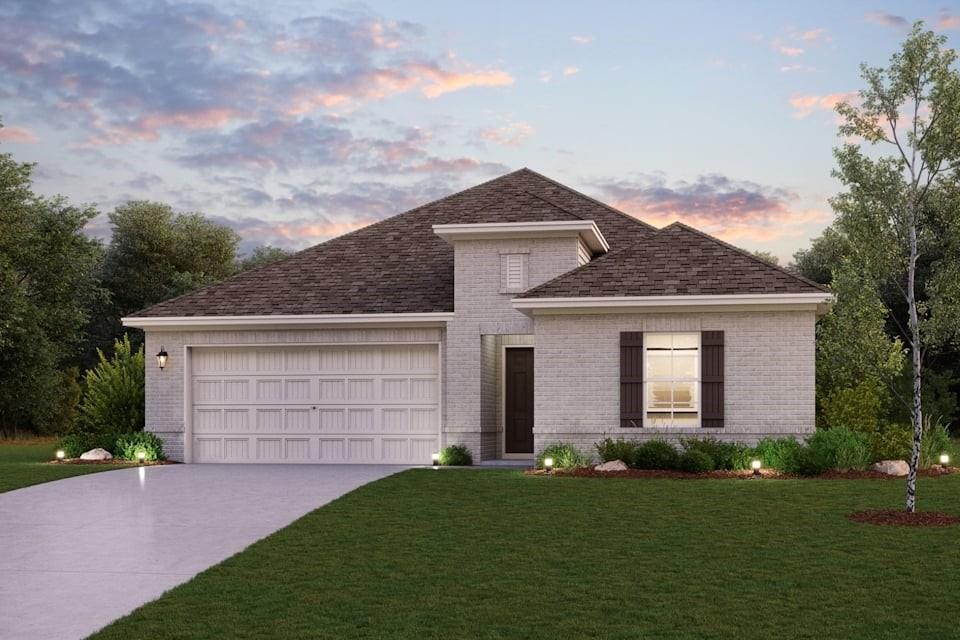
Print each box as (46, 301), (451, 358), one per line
(644, 333), (699, 427)
(500, 253), (528, 292)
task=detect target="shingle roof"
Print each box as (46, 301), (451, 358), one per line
(518, 222), (829, 298)
(132, 168), (656, 317)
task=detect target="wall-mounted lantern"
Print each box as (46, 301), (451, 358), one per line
(156, 346), (169, 370)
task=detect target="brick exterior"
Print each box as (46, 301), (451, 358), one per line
(531, 310), (817, 457)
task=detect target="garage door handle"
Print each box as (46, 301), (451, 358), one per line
(312, 406), (317, 410)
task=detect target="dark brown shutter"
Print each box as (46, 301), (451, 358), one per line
(620, 332), (644, 428)
(701, 331), (724, 428)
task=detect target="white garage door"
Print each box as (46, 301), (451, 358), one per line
(189, 344), (440, 464)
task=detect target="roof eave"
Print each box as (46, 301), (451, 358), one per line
(432, 220), (609, 253)
(122, 312), (455, 331)
(511, 293), (834, 317)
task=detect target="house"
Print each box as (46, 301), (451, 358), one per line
(122, 169), (832, 464)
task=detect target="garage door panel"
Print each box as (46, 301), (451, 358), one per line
(190, 345), (439, 464)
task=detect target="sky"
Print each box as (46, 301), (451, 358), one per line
(1, 1), (958, 262)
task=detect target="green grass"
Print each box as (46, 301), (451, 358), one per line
(0, 440), (124, 493)
(92, 470), (960, 640)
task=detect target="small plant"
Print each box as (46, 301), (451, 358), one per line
(631, 440), (680, 470)
(870, 423), (912, 462)
(681, 438), (750, 471)
(56, 432), (119, 458)
(920, 418), (955, 468)
(114, 431), (166, 462)
(795, 427), (872, 475)
(751, 437), (804, 471)
(595, 437), (637, 463)
(679, 449), (715, 473)
(438, 444), (473, 466)
(537, 443), (591, 469)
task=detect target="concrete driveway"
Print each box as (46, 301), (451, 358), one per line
(0, 464), (407, 640)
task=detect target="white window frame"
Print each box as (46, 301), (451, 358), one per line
(643, 332), (701, 428)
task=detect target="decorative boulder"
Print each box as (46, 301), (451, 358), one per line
(873, 460), (909, 476)
(595, 460), (629, 472)
(80, 448), (113, 461)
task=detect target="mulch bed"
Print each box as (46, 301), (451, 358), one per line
(46, 459), (175, 466)
(847, 509), (960, 527)
(526, 466), (955, 481)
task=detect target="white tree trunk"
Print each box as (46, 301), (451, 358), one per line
(905, 220), (923, 513)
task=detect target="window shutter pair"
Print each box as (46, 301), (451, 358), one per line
(618, 331), (724, 428)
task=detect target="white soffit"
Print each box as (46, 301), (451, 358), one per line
(121, 312), (455, 331)
(511, 293), (834, 316)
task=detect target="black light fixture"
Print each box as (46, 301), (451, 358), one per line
(156, 346), (168, 370)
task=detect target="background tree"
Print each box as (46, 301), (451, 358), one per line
(238, 245), (292, 271)
(750, 250), (779, 266)
(832, 23), (960, 511)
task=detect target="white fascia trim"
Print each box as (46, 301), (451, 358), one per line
(511, 293), (834, 314)
(121, 312), (455, 330)
(432, 220), (609, 253)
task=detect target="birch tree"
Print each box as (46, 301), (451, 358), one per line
(832, 23), (960, 512)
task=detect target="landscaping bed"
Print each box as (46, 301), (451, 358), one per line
(536, 465), (956, 480)
(46, 458), (174, 466)
(848, 509), (960, 527)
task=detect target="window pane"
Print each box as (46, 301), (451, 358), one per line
(648, 383), (673, 408)
(646, 334), (672, 349)
(672, 355), (697, 379)
(672, 382), (696, 409)
(646, 355), (672, 379)
(672, 333), (699, 349)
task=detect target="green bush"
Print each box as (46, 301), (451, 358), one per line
(114, 431), (166, 462)
(631, 440), (680, 470)
(793, 427), (872, 475)
(438, 444), (472, 466)
(870, 423), (913, 462)
(56, 432), (118, 458)
(595, 437), (637, 463)
(752, 437), (804, 471)
(819, 380), (886, 434)
(537, 443), (591, 469)
(77, 335), (145, 436)
(679, 449), (715, 473)
(920, 419), (954, 468)
(681, 438), (750, 470)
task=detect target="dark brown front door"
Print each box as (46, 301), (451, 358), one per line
(505, 348), (534, 454)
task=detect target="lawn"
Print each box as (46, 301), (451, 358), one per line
(91, 470), (960, 640)
(0, 440), (124, 493)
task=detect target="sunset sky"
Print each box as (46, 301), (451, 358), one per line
(2, 1), (958, 261)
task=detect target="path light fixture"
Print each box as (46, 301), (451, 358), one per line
(136, 450), (146, 464)
(751, 459), (762, 477)
(156, 346), (168, 370)
(940, 453), (951, 467)
(543, 457), (554, 474)
(55, 449), (65, 462)
(431, 452), (440, 469)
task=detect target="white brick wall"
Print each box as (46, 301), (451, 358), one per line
(144, 327), (443, 462)
(532, 310), (817, 456)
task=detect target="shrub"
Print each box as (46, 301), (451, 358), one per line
(438, 444), (472, 466)
(77, 335), (145, 436)
(819, 380), (886, 434)
(537, 443), (591, 469)
(56, 432), (119, 458)
(679, 449), (715, 473)
(870, 423), (912, 462)
(681, 438), (750, 471)
(751, 437), (804, 471)
(920, 419), (954, 468)
(595, 437), (637, 463)
(796, 427), (872, 475)
(631, 440), (680, 470)
(114, 431), (166, 462)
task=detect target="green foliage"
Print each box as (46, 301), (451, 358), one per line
(752, 438), (804, 471)
(681, 438), (751, 471)
(631, 440), (680, 470)
(870, 423), (913, 462)
(790, 226), (850, 286)
(679, 449), (715, 473)
(77, 336), (145, 436)
(750, 250), (779, 266)
(595, 437), (637, 463)
(114, 431), (166, 461)
(56, 432), (119, 459)
(920, 419), (955, 468)
(537, 443), (591, 469)
(796, 428), (873, 475)
(438, 444), (472, 466)
(238, 245), (292, 271)
(819, 380), (887, 434)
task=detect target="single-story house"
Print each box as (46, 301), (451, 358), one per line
(123, 169), (832, 464)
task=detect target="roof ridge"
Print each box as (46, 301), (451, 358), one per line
(659, 221), (830, 293)
(516, 167), (658, 231)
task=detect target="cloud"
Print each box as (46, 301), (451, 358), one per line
(0, 125), (37, 143)
(938, 12), (960, 29)
(594, 173), (829, 243)
(789, 92), (857, 118)
(777, 45), (805, 57)
(798, 28), (826, 42)
(414, 64), (514, 98)
(779, 64), (816, 73)
(477, 122), (535, 146)
(570, 35), (594, 45)
(539, 71), (553, 83)
(864, 11), (909, 29)
(562, 66), (580, 76)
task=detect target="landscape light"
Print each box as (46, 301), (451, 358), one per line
(543, 457), (554, 473)
(940, 453), (950, 467)
(751, 459), (762, 476)
(136, 450), (146, 463)
(431, 452), (440, 468)
(156, 347), (168, 370)
(55, 450), (65, 462)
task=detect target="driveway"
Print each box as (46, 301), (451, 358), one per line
(0, 464), (406, 640)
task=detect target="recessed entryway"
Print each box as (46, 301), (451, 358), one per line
(504, 347), (534, 455)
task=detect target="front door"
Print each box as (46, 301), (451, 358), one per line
(505, 348), (534, 454)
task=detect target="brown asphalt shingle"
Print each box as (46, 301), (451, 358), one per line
(518, 222), (829, 298)
(132, 168), (656, 317)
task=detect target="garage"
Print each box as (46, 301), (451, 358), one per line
(188, 344), (440, 464)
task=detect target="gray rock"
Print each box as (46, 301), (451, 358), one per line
(595, 460), (629, 472)
(79, 448), (113, 461)
(873, 460), (909, 476)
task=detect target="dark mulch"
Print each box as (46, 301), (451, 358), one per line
(46, 459), (174, 466)
(848, 509), (960, 527)
(527, 466), (955, 480)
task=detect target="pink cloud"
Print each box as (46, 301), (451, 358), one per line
(938, 12), (960, 29)
(416, 65), (514, 98)
(477, 121), (535, 146)
(562, 66), (580, 76)
(777, 45), (804, 57)
(798, 28), (826, 42)
(789, 92), (857, 118)
(84, 107), (247, 145)
(0, 126), (38, 143)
